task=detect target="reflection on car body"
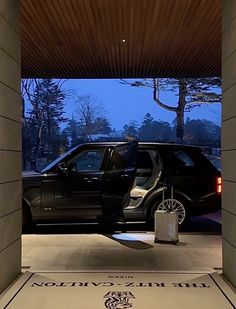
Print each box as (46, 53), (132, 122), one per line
(22, 142), (221, 230)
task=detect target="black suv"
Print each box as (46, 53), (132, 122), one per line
(22, 142), (221, 230)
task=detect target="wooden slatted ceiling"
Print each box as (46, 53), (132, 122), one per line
(21, 0), (221, 78)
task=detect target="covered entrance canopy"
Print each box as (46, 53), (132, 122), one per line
(21, 0), (221, 78)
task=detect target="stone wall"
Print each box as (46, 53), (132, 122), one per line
(222, 0), (236, 288)
(0, 0), (21, 292)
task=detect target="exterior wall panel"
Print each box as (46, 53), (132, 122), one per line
(0, 0), (21, 293)
(0, 181), (21, 217)
(0, 14), (20, 61)
(0, 151), (21, 184)
(222, 118), (236, 150)
(0, 239), (21, 292)
(222, 239), (236, 288)
(0, 209), (21, 252)
(222, 210), (236, 248)
(222, 84), (236, 121)
(222, 50), (236, 91)
(0, 117), (21, 151)
(0, 49), (20, 92)
(222, 181), (236, 215)
(0, 0), (20, 33)
(222, 0), (236, 288)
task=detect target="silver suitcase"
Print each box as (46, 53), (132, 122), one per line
(154, 187), (179, 244)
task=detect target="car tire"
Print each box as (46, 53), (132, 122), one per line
(148, 195), (190, 229)
(22, 202), (32, 233)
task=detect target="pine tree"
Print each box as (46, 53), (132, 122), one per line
(121, 78), (221, 143)
(138, 113), (156, 141)
(93, 117), (112, 134)
(23, 79), (67, 168)
(63, 117), (80, 147)
(123, 121), (139, 140)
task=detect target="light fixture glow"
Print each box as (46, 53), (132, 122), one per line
(122, 38), (126, 43)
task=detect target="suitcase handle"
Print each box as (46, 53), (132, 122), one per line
(162, 185), (174, 213)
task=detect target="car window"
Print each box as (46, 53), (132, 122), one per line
(190, 151), (218, 172)
(160, 148), (197, 174)
(41, 145), (78, 173)
(110, 149), (128, 169)
(175, 150), (195, 167)
(161, 147), (218, 175)
(137, 151), (153, 169)
(110, 143), (137, 170)
(72, 150), (105, 172)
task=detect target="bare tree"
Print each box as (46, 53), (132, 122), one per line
(75, 95), (105, 141)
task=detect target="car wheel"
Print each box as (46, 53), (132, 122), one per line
(22, 202), (32, 233)
(148, 196), (190, 228)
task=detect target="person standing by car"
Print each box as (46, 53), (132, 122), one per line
(100, 142), (137, 231)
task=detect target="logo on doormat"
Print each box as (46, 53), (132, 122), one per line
(104, 291), (135, 309)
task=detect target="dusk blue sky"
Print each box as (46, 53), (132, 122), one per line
(63, 79), (221, 130)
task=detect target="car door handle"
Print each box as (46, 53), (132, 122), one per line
(83, 177), (99, 182)
(83, 177), (93, 183)
(121, 174), (130, 179)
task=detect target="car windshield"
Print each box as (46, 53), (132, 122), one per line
(40, 146), (78, 173)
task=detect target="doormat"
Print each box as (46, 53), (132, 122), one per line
(0, 271), (235, 309)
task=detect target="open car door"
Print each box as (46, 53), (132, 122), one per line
(102, 141), (138, 222)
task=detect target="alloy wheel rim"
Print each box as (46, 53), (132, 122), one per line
(157, 198), (186, 225)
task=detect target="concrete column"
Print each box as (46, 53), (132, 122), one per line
(222, 0), (236, 288)
(0, 0), (21, 292)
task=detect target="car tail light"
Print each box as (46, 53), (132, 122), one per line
(216, 177), (222, 194)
